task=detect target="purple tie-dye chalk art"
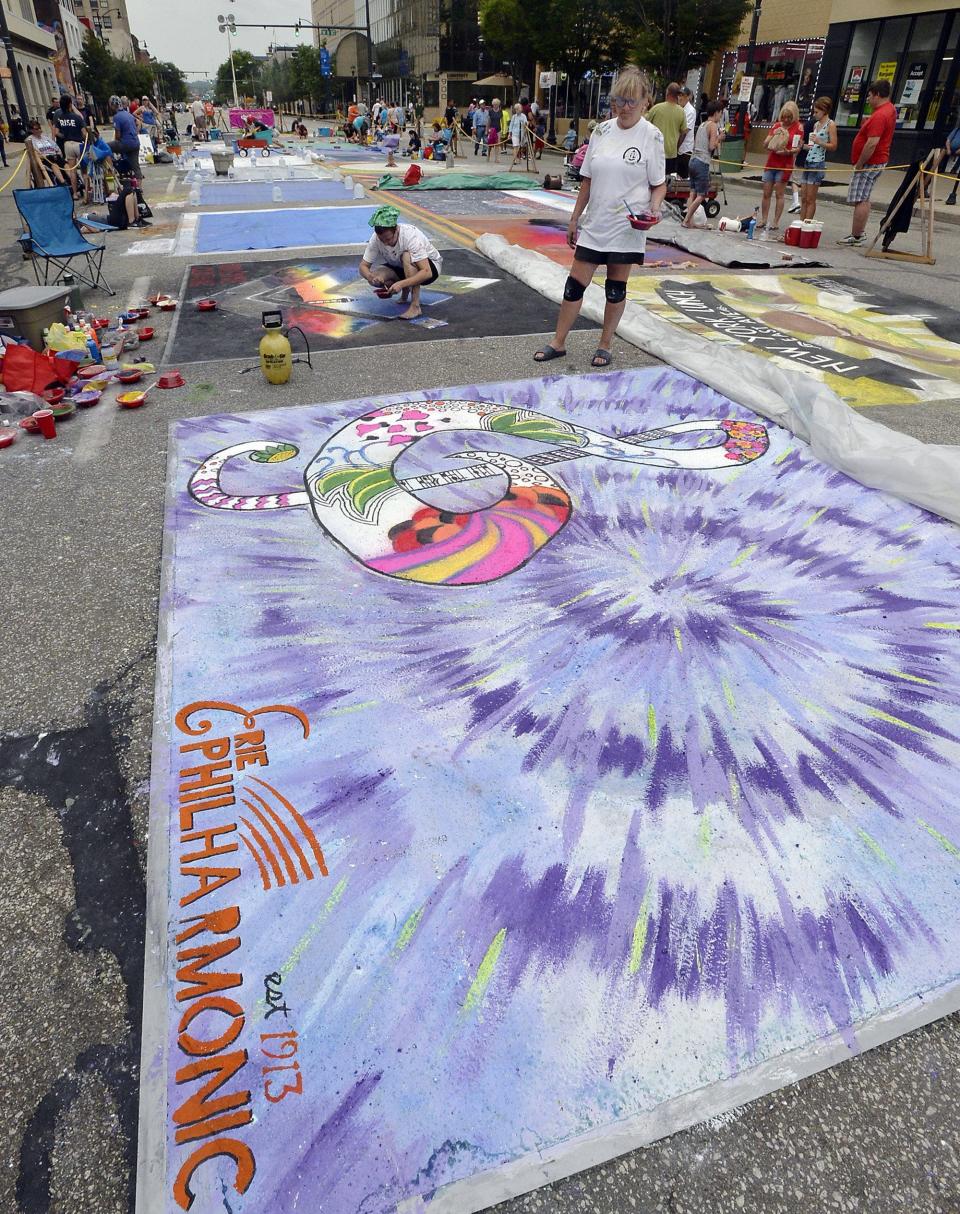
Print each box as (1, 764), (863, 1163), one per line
(138, 366), (960, 1214)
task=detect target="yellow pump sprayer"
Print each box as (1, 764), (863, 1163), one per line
(259, 310), (293, 384)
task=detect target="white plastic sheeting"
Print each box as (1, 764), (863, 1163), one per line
(653, 218), (827, 268)
(476, 234), (960, 526)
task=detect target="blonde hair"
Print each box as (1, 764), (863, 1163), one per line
(609, 65), (652, 108)
(779, 101), (800, 125)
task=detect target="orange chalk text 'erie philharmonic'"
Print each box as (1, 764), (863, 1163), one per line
(168, 699), (312, 1211)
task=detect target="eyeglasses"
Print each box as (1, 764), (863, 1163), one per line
(611, 96), (640, 108)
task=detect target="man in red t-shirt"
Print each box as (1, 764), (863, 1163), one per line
(840, 78), (896, 245)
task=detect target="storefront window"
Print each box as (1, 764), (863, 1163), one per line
(719, 41), (826, 124)
(836, 20), (879, 128)
(923, 13), (958, 130)
(894, 14), (946, 129)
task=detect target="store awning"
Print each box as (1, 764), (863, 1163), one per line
(474, 74), (514, 89)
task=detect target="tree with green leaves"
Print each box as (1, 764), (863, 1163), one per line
(620, 0), (751, 86)
(477, 0), (538, 97)
(480, 0), (629, 117)
(262, 59), (295, 108)
(290, 45), (323, 112)
(154, 62), (188, 104)
(76, 31), (117, 108)
(537, 0), (631, 109)
(215, 50), (262, 104)
(114, 58), (156, 102)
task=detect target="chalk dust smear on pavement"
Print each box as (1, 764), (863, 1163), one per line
(140, 364), (960, 1214)
(168, 248), (597, 364)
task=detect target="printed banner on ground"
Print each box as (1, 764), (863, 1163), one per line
(624, 273), (960, 408)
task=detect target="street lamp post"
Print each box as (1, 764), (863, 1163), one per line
(217, 13), (240, 107)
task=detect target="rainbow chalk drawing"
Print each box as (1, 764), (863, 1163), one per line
(143, 367), (960, 1214)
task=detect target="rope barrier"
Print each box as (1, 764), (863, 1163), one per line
(711, 153), (912, 174)
(0, 150), (29, 195)
(453, 120), (924, 178)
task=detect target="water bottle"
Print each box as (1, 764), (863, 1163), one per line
(746, 218), (756, 240)
(272, 185), (283, 202)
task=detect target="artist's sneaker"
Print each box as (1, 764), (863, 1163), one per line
(787, 202), (801, 213)
(838, 233), (865, 246)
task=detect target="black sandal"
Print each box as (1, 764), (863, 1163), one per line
(534, 344), (566, 362)
(591, 348), (613, 367)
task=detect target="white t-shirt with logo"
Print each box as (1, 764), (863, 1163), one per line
(578, 117), (667, 254)
(362, 223), (442, 272)
(680, 102), (696, 155)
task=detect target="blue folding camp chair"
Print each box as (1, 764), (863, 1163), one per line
(13, 185), (115, 296)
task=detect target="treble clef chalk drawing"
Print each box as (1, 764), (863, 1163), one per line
(187, 400), (769, 585)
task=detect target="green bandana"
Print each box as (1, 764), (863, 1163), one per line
(369, 204), (400, 229)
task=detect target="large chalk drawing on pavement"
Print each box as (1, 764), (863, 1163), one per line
(625, 274), (960, 407)
(144, 367), (960, 1214)
(187, 400), (767, 584)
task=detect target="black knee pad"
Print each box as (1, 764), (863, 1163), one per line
(563, 275), (586, 302)
(604, 279), (627, 304)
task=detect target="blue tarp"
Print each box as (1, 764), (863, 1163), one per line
(195, 205), (377, 252)
(198, 180), (350, 206)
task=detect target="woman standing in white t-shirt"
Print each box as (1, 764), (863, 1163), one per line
(534, 66), (666, 369)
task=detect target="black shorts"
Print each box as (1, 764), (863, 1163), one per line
(664, 156), (678, 176)
(425, 258), (440, 283)
(574, 245), (645, 266)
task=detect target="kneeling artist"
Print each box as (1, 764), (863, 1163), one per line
(358, 205), (443, 321)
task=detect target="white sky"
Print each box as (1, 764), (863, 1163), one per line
(125, 0), (314, 79)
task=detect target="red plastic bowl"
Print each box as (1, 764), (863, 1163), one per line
(42, 386), (65, 405)
(158, 371), (185, 389)
(138, 326), (155, 341)
(117, 369), (143, 384)
(628, 212), (660, 230)
(197, 299), (218, 312)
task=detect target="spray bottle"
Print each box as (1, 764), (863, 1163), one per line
(259, 311), (292, 384)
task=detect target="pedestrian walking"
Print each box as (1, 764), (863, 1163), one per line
(840, 79), (896, 245)
(508, 103), (528, 170)
(487, 108), (502, 163)
(677, 85), (696, 177)
(52, 93), (87, 198)
(646, 82), (687, 177)
(190, 97), (207, 141)
(533, 65), (666, 370)
(684, 100), (723, 226)
(799, 97), (837, 221)
(473, 100), (488, 155)
(758, 101), (803, 240)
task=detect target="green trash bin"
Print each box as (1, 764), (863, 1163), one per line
(718, 137), (745, 174)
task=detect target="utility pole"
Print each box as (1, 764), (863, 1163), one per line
(0, 1), (30, 125)
(364, 0), (375, 109)
(217, 13), (240, 107)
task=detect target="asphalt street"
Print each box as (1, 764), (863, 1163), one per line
(0, 140), (958, 1214)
